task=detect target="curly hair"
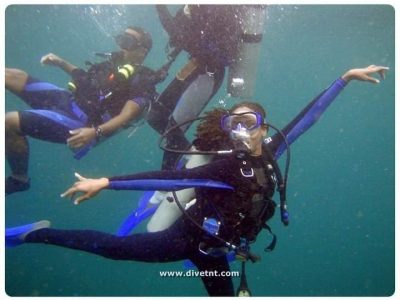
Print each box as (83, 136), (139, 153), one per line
(193, 108), (232, 151)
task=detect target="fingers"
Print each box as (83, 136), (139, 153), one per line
(73, 194), (90, 205)
(363, 65), (389, 83)
(60, 173), (86, 196)
(60, 188), (89, 205)
(67, 129), (89, 148)
(75, 172), (87, 181)
(40, 53), (56, 65)
(69, 129), (80, 135)
(366, 76), (380, 84)
(60, 186), (77, 198)
(377, 66), (389, 80)
(40, 53), (51, 63)
(67, 134), (84, 148)
(367, 65), (389, 74)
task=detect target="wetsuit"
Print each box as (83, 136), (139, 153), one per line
(24, 78), (347, 296)
(16, 63), (157, 145)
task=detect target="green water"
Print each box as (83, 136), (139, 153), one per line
(4, 5), (395, 296)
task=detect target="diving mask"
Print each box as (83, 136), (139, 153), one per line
(221, 112), (264, 152)
(114, 33), (142, 51)
(221, 112), (264, 131)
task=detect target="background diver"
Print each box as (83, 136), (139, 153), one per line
(5, 65), (388, 296)
(148, 4), (266, 170)
(5, 26), (159, 196)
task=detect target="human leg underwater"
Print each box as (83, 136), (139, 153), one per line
(7, 217), (234, 296)
(5, 75), (85, 195)
(147, 63), (224, 170)
(5, 112), (30, 194)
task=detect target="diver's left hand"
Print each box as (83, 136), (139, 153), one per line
(341, 65), (389, 83)
(67, 127), (96, 149)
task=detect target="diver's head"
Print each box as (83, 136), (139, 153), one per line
(114, 26), (152, 64)
(222, 102), (268, 156)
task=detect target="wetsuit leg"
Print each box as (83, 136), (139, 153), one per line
(24, 217), (233, 296)
(190, 253), (235, 296)
(25, 218), (192, 262)
(10, 77), (85, 143)
(16, 77), (76, 113)
(19, 110), (84, 143)
(147, 77), (189, 135)
(156, 67), (225, 170)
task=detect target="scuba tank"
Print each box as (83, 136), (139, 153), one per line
(227, 5), (266, 98)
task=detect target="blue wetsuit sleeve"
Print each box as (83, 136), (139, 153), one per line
(269, 78), (348, 159)
(107, 160), (233, 191)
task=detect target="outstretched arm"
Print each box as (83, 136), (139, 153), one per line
(61, 159), (234, 205)
(269, 65), (389, 159)
(40, 53), (79, 75)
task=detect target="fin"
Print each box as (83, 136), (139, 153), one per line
(116, 191), (159, 236)
(183, 251), (236, 270)
(115, 179), (233, 235)
(73, 140), (98, 160)
(183, 259), (197, 270)
(6, 220), (51, 247)
(25, 109), (84, 129)
(24, 110), (94, 160)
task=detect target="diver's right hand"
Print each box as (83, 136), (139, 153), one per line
(60, 172), (109, 205)
(40, 53), (64, 67)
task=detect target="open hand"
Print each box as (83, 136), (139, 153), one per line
(342, 65), (389, 83)
(61, 173), (109, 205)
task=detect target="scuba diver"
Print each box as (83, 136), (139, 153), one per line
(5, 65), (388, 296)
(5, 26), (159, 196)
(119, 62), (390, 235)
(147, 5), (266, 170)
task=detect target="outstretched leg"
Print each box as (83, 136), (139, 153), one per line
(24, 218), (191, 262)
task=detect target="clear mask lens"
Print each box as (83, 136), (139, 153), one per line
(221, 112), (262, 131)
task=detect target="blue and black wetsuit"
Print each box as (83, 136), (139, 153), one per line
(24, 78), (347, 296)
(15, 63), (157, 145)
